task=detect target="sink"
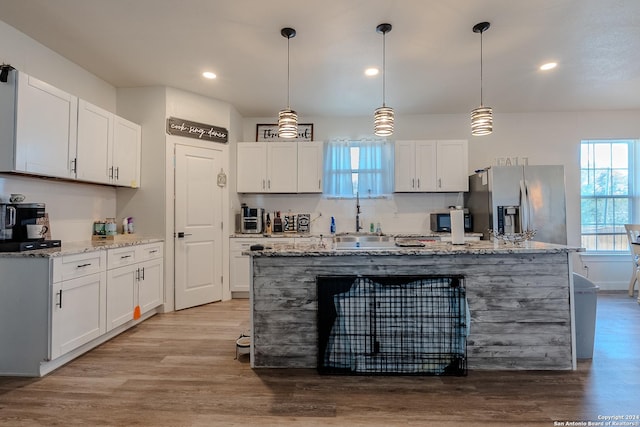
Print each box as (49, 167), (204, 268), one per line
(333, 234), (396, 250)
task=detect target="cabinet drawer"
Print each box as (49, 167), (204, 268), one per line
(136, 242), (163, 261)
(53, 251), (106, 283)
(107, 246), (139, 269)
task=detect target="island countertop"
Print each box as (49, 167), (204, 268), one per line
(247, 239), (583, 257)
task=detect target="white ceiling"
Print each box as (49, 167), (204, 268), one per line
(1, 0), (639, 118)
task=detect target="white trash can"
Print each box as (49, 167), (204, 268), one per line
(572, 273), (599, 359)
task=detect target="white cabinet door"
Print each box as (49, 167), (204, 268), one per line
(394, 140), (468, 193)
(76, 99), (113, 184)
(230, 240), (253, 293)
(236, 142), (299, 193)
(415, 140), (438, 191)
(106, 265), (136, 331)
(113, 116), (141, 188)
(138, 258), (163, 314)
(14, 72), (78, 179)
(297, 141), (324, 193)
(237, 143), (267, 192)
(51, 272), (107, 359)
(394, 141), (417, 192)
(436, 140), (469, 191)
(267, 142), (298, 192)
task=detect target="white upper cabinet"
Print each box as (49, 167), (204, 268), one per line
(113, 116), (141, 188)
(266, 143), (298, 192)
(76, 100), (141, 187)
(236, 143), (269, 192)
(394, 140), (468, 192)
(436, 140), (469, 192)
(297, 141), (324, 193)
(0, 70), (77, 179)
(0, 70), (141, 187)
(237, 142), (297, 193)
(77, 100), (113, 184)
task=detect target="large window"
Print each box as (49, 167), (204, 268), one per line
(323, 139), (393, 197)
(580, 139), (634, 251)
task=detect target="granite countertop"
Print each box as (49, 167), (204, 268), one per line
(230, 232), (483, 239)
(0, 237), (164, 258)
(246, 240), (583, 257)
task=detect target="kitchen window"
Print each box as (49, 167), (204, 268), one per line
(323, 139), (394, 198)
(580, 139), (635, 251)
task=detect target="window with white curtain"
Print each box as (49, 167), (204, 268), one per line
(323, 139), (394, 198)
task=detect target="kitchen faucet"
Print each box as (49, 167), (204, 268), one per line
(355, 192), (363, 232)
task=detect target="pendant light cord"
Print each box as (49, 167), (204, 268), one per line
(479, 30), (484, 106)
(382, 31), (386, 107)
(287, 35), (291, 109)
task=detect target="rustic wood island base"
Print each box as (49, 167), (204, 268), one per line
(249, 241), (581, 371)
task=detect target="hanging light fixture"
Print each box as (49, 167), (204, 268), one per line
(471, 21), (492, 136)
(278, 27), (298, 139)
(374, 23), (394, 137)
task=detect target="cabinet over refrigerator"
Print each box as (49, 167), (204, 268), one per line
(464, 165), (567, 245)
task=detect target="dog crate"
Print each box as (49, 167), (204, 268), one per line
(317, 275), (467, 376)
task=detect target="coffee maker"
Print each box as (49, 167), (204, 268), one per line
(0, 202), (61, 251)
(239, 205), (264, 234)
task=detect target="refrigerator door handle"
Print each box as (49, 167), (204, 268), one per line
(519, 179), (529, 232)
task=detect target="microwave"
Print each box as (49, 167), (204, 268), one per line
(430, 212), (473, 233)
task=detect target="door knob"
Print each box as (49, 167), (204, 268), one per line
(177, 232), (193, 238)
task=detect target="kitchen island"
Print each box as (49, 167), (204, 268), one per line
(248, 240), (582, 372)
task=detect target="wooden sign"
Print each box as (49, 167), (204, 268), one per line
(166, 117), (228, 143)
(256, 123), (313, 142)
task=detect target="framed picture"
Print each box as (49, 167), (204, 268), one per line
(256, 123), (313, 142)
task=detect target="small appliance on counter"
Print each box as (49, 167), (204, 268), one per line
(430, 210), (473, 233)
(238, 205), (264, 234)
(0, 202), (61, 252)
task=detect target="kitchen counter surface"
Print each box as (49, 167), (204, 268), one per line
(230, 232), (483, 239)
(247, 239), (582, 257)
(0, 237), (164, 258)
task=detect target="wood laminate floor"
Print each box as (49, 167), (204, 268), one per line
(1, 293), (638, 427)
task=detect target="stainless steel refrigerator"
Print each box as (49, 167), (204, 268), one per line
(464, 165), (567, 244)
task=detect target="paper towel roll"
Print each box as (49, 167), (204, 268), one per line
(450, 209), (465, 245)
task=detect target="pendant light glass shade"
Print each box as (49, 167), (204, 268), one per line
(374, 106), (394, 137)
(374, 23), (393, 137)
(471, 106), (492, 136)
(278, 109), (298, 139)
(278, 27), (298, 139)
(471, 22), (492, 136)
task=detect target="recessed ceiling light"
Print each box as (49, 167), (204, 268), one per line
(365, 67), (379, 77)
(202, 71), (217, 79)
(540, 62), (557, 71)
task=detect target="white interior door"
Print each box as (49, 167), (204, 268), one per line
(174, 144), (223, 310)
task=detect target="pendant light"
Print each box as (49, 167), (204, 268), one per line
(471, 21), (493, 136)
(374, 23), (394, 137)
(278, 27), (298, 139)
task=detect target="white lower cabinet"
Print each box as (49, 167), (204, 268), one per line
(106, 264), (137, 331)
(106, 242), (164, 331)
(230, 237), (295, 293)
(0, 241), (163, 377)
(51, 271), (107, 360)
